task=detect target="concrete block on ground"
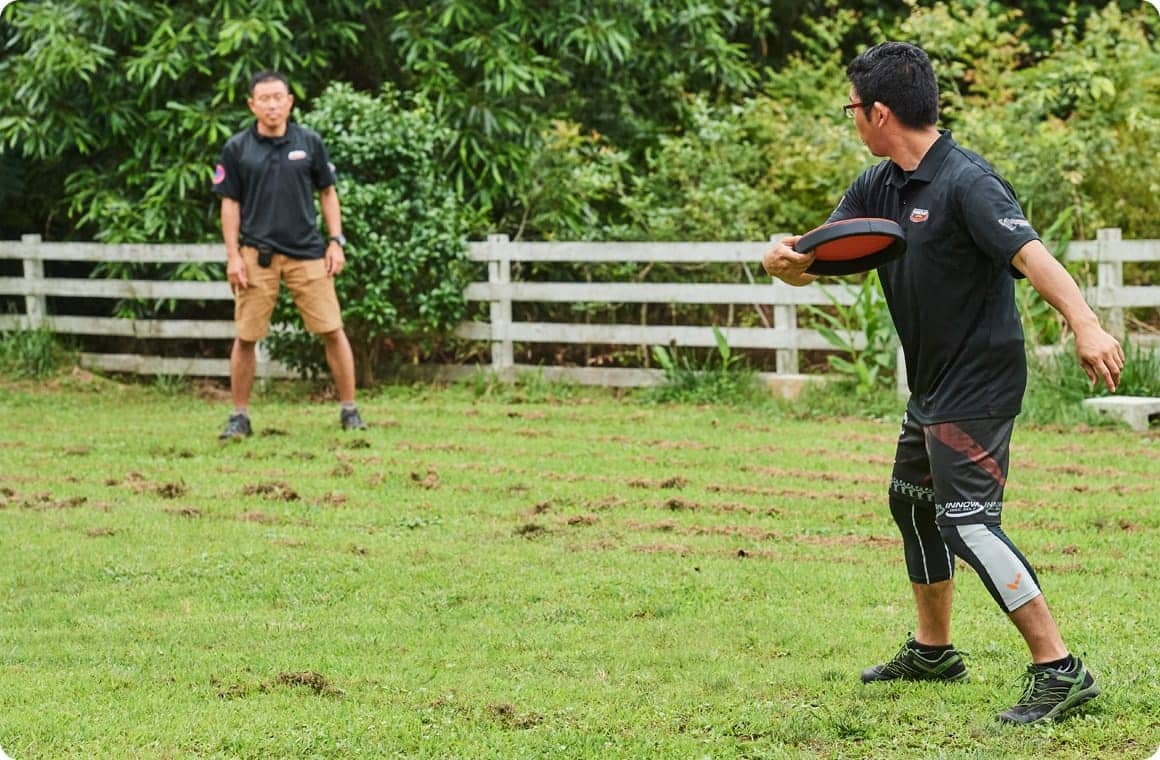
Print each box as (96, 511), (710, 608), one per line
(1082, 396), (1160, 431)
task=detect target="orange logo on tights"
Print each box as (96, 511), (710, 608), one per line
(1006, 573), (1023, 591)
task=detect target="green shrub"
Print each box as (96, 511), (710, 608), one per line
(787, 377), (905, 421)
(1022, 337), (1160, 426)
(646, 327), (766, 405)
(268, 84), (471, 383)
(807, 272), (899, 398)
(0, 327), (70, 378)
(945, 3), (1160, 240)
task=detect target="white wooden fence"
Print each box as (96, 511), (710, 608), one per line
(0, 229), (1156, 390)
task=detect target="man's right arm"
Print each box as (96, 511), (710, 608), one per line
(221, 198), (248, 292)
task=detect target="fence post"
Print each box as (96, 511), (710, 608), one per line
(896, 345), (909, 398)
(1096, 227), (1124, 339)
(20, 234), (46, 330)
(773, 304), (799, 373)
(487, 233), (514, 374)
(255, 340), (272, 386)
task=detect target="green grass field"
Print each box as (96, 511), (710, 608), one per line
(1, 372), (1157, 759)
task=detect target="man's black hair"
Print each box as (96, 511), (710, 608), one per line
(847, 42), (939, 129)
(249, 70), (290, 95)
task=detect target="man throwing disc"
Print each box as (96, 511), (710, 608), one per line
(763, 42), (1124, 724)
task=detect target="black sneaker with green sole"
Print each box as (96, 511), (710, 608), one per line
(861, 636), (970, 683)
(997, 658), (1100, 724)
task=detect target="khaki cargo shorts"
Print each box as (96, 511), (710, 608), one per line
(234, 246), (343, 341)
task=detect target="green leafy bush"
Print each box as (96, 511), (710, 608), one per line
(0, 327), (71, 378)
(807, 272), (898, 398)
(266, 84), (470, 383)
(646, 327), (765, 405)
(1023, 337), (1160, 426)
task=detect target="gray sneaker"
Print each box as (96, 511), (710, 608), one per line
(862, 636), (970, 683)
(219, 413), (252, 440)
(340, 407), (366, 431)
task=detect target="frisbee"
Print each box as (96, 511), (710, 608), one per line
(795, 217), (906, 275)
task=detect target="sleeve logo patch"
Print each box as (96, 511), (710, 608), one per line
(998, 217), (1031, 231)
(909, 208), (929, 223)
(212, 164), (226, 184)
(287, 150), (308, 161)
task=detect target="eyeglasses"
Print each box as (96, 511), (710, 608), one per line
(843, 101), (864, 119)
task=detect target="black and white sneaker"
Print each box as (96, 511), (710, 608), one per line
(340, 407), (366, 431)
(218, 413), (252, 440)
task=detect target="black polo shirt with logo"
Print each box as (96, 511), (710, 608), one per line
(212, 122), (337, 259)
(826, 131), (1040, 424)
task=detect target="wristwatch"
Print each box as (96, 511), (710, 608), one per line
(329, 234), (347, 247)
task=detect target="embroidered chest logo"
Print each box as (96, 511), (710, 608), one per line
(212, 164), (226, 184)
(287, 150), (308, 161)
(910, 208), (930, 223)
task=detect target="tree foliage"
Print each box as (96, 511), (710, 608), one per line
(0, 0), (365, 241)
(1, 0), (1157, 375)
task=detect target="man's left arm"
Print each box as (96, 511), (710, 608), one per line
(319, 185), (344, 277)
(1011, 240), (1124, 392)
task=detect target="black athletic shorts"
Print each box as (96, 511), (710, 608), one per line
(889, 413), (1013, 526)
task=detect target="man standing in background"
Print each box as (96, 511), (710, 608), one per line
(212, 70), (365, 438)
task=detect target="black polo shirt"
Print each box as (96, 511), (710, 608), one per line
(827, 131), (1040, 423)
(212, 122), (337, 259)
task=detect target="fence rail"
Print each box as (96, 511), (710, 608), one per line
(0, 230), (1156, 390)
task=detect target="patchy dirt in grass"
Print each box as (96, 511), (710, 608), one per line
(242, 481), (299, 501)
(214, 671), (344, 699)
(661, 497), (695, 511)
(620, 518), (899, 550)
(649, 439), (712, 451)
(584, 496), (629, 510)
(628, 476), (688, 489)
(506, 410), (547, 421)
(514, 522), (547, 538)
(1030, 482), (1154, 497)
(193, 379), (231, 402)
(330, 461), (354, 477)
(258, 427), (289, 437)
(738, 465), (880, 485)
(115, 472), (153, 493)
(410, 467), (440, 490)
(156, 481), (188, 499)
(632, 542), (693, 556)
(530, 501), (553, 514)
(485, 702), (542, 729)
(397, 441), (473, 453)
(84, 527), (117, 538)
(64, 445), (91, 456)
(14, 492), (91, 511)
(150, 445), (194, 459)
(163, 506), (202, 518)
(1036, 562), (1084, 574)
(237, 510), (280, 524)
(563, 513), (599, 526)
(319, 492), (348, 507)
